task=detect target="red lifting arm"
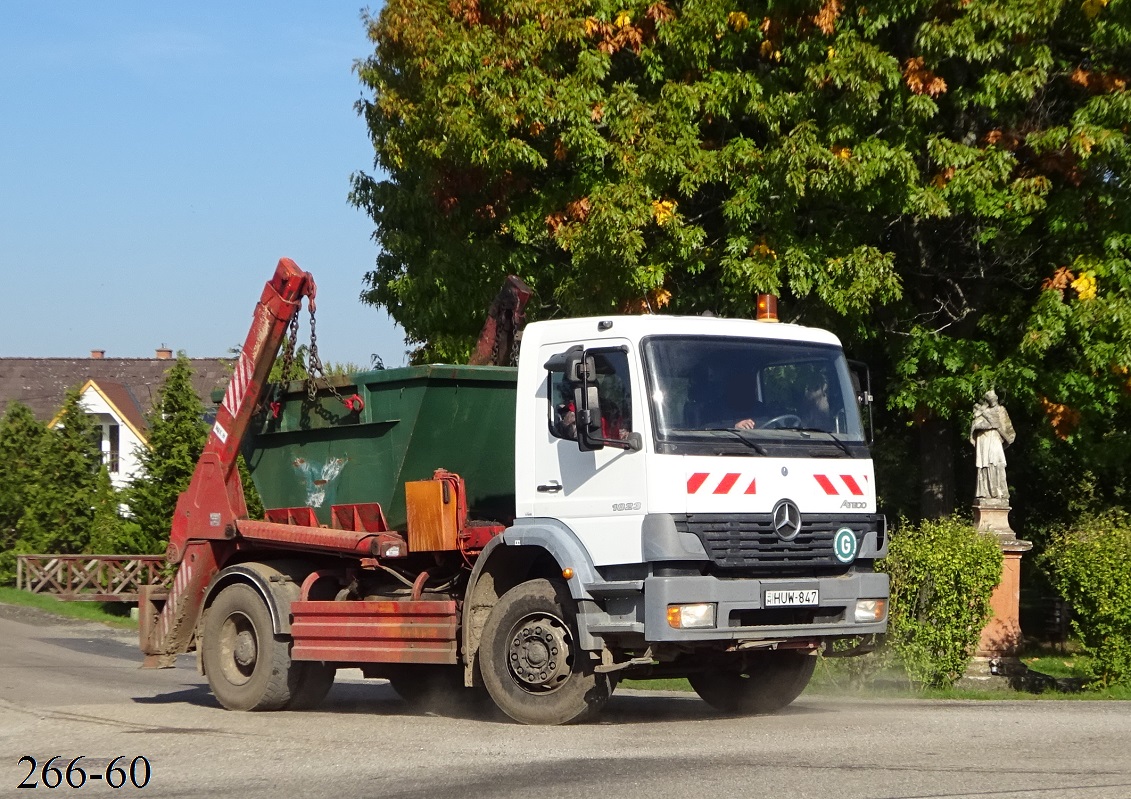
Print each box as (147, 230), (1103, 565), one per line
(165, 258), (315, 564)
(469, 275), (532, 366)
(141, 258), (314, 667)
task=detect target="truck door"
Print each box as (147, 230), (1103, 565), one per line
(533, 341), (648, 566)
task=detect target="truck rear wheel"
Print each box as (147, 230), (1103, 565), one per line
(480, 578), (610, 725)
(286, 662), (336, 710)
(688, 651), (816, 715)
(202, 583), (307, 711)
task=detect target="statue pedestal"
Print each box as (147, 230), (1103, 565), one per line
(964, 503), (1033, 685)
(973, 501), (1013, 535)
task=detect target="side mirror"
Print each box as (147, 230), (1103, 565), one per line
(569, 354), (595, 384)
(544, 345), (584, 377)
(848, 360), (875, 445)
(575, 384), (604, 452)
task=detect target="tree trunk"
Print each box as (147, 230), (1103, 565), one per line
(920, 417), (955, 518)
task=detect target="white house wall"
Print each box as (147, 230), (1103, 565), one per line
(77, 387), (146, 491)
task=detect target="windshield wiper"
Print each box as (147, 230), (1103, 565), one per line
(795, 428), (855, 457)
(705, 427), (769, 455)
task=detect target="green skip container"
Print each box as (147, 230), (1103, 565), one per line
(241, 365), (518, 532)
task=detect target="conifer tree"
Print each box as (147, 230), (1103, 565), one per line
(15, 389), (102, 556)
(88, 465), (133, 554)
(127, 354), (207, 552)
(239, 455), (265, 520)
(0, 402), (46, 583)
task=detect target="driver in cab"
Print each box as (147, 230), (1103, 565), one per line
(722, 370), (766, 430)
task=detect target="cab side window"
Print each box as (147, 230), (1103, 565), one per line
(547, 348), (632, 442)
(549, 368), (578, 441)
(592, 350), (632, 440)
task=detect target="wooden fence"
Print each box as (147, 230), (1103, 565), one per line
(16, 555), (170, 601)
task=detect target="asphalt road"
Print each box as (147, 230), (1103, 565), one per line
(1, 603), (1128, 799)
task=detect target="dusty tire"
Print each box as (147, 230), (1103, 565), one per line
(202, 583), (298, 711)
(286, 662), (336, 711)
(386, 665), (488, 714)
(480, 578), (610, 725)
(688, 651), (816, 715)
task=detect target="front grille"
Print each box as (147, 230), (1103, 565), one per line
(674, 513), (883, 572)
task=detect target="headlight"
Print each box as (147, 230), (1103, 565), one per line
(667, 603), (717, 629)
(855, 599), (887, 623)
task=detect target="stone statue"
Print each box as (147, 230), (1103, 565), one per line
(969, 390), (1015, 504)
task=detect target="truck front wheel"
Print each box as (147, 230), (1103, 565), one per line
(202, 583), (323, 711)
(688, 651), (816, 715)
(480, 578), (610, 725)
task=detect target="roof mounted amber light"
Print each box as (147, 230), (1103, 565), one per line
(756, 294), (780, 322)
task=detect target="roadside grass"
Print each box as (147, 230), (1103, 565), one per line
(624, 649), (1131, 700)
(1020, 653), (1085, 679)
(810, 648), (1131, 700)
(0, 586), (137, 629)
(621, 677), (694, 692)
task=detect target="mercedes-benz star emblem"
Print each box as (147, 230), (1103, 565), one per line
(772, 499), (802, 541)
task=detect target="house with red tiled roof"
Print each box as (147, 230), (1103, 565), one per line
(1, 348), (233, 489)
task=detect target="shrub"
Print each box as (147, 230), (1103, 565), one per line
(880, 516), (1003, 688)
(1042, 510), (1131, 687)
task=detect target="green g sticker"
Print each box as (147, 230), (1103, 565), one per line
(834, 528), (858, 564)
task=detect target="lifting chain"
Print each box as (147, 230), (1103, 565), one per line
(490, 308), (523, 367)
(510, 320), (522, 366)
(259, 311), (301, 419)
(305, 304), (346, 406)
(279, 312), (300, 386)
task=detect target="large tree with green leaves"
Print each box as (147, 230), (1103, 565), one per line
(353, 0), (1131, 521)
(127, 354), (208, 552)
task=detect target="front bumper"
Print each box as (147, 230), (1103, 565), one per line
(585, 571), (888, 644)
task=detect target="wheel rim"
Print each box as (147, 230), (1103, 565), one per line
(218, 611), (258, 686)
(506, 611), (573, 694)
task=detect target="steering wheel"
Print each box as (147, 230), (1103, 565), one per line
(760, 414), (802, 430)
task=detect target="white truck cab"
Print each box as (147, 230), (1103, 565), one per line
(508, 314), (888, 655)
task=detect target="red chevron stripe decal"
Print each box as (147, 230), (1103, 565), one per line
(815, 474), (838, 495)
(841, 475), (864, 496)
(714, 473), (740, 494)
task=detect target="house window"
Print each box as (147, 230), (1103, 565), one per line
(108, 424), (120, 473)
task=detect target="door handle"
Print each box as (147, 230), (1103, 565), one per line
(537, 481), (563, 493)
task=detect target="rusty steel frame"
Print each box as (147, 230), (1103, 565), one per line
(16, 555), (170, 602)
(230, 518), (383, 557)
(289, 599), (459, 664)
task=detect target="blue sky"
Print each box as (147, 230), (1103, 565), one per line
(0, 2), (408, 368)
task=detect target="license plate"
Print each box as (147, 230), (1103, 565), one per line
(764, 589), (819, 607)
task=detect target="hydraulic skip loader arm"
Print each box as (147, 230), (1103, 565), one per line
(140, 258), (316, 668)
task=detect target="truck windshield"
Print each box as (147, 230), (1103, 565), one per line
(642, 335), (866, 454)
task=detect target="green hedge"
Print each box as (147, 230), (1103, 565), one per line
(880, 516), (1003, 688)
(1043, 510), (1131, 687)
